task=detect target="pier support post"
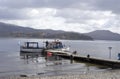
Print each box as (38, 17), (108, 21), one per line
(70, 55), (73, 64)
(108, 47), (112, 59)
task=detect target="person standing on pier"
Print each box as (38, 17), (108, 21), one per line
(87, 54), (90, 61)
(45, 41), (49, 48)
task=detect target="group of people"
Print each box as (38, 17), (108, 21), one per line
(45, 40), (63, 49)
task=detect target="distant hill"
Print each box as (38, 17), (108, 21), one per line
(0, 22), (64, 34)
(1, 22), (120, 40)
(0, 22), (93, 40)
(46, 32), (93, 40)
(85, 30), (120, 40)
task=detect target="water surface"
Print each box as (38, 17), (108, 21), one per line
(0, 38), (120, 76)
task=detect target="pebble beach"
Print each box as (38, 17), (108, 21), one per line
(1, 70), (120, 79)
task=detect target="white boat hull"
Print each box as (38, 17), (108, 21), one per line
(20, 47), (43, 53)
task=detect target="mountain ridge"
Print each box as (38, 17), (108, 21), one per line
(85, 30), (120, 40)
(0, 22), (93, 40)
(0, 22), (120, 40)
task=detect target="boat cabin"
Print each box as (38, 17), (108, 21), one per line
(20, 42), (44, 53)
(46, 41), (64, 49)
(21, 42), (39, 49)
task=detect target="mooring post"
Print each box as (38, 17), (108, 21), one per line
(70, 55), (73, 64)
(26, 55), (28, 59)
(108, 47), (112, 59)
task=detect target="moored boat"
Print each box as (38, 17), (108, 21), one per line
(45, 40), (70, 52)
(20, 42), (44, 53)
(20, 40), (70, 55)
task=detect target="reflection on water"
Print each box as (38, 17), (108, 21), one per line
(20, 52), (42, 59)
(0, 52), (110, 77)
(19, 52), (76, 76)
(20, 52), (64, 65)
(0, 38), (120, 76)
(18, 52), (110, 76)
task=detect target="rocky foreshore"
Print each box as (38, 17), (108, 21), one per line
(1, 70), (120, 79)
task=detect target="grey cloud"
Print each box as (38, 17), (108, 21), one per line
(0, 0), (79, 9)
(56, 9), (96, 24)
(0, 8), (29, 20)
(0, 0), (36, 8)
(0, 0), (120, 20)
(0, 0), (87, 20)
(0, 0), (119, 13)
(94, 0), (120, 14)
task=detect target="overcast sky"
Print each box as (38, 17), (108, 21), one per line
(0, 0), (120, 33)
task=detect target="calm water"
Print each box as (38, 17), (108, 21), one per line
(0, 38), (120, 76)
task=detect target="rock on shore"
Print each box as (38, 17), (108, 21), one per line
(1, 70), (120, 79)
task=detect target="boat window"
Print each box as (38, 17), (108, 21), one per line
(24, 42), (39, 48)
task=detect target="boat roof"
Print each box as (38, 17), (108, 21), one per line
(24, 42), (39, 44)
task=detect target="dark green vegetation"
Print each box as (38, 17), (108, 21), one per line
(0, 22), (93, 40)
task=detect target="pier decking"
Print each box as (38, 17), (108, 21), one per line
(45, 50), (120, 68)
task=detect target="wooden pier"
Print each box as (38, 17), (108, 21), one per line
(45, 50), (120, 68)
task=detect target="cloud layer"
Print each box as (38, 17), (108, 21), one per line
(0, 0), (120, 33)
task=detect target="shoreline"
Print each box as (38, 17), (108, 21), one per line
(1, 70), (120, 79)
